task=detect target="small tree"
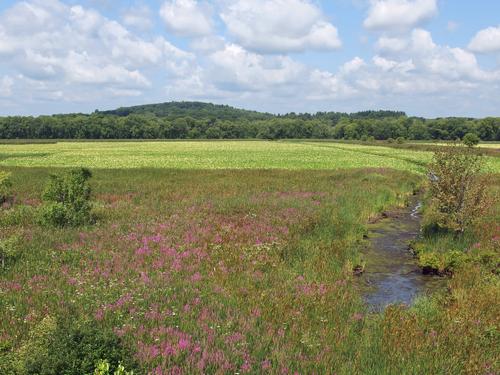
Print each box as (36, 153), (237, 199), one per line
(0, 171), (11, 205)
(39, 168), (94, 227)
(427, 144), (489, 234)
(462, 133), (480, 147)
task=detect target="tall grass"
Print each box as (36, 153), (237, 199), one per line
(0, 167), (498, 374)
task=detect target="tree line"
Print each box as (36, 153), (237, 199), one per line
(0, 102), (498, 141)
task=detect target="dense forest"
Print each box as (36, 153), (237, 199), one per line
(0, 102), (498, 140)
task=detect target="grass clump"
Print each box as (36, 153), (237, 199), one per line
(39, 168), (94, 227)
(0, 170), (12, 205)
(0, 235), (20, 270)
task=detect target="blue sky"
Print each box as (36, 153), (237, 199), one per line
(0, 0), (500, 117)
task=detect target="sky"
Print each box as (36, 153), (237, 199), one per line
(0, 0), (500, 117)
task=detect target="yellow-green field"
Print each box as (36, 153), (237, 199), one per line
(1, 140), (499, 173)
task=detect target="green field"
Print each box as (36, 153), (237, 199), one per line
(1, 140), (500, 173)
(1, 141), (498, 374)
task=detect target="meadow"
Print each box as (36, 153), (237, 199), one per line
(0, 141), (499, 374)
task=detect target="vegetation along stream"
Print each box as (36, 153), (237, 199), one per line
(360, 196), (445, 311)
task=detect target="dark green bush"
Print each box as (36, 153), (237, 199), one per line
(39, 168), (94, 227)
(462, 133), (480, 147)
(396, 137), (405, 144)
(2, 316), (139, 375)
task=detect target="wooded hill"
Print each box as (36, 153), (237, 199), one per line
(0, 101), (498, 141)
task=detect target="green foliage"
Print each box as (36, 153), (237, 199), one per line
(396, 137), (405, 144)
(418, 252), (445, 274)
(94, 360), (134, 375)
(1, 317), (138, 375)
(0, 205), (36, 227)
(0, 170), (12, 204)
(427, 144), (490, 234)
(0, 235), (20, 269)
(0, 101), (499, 141)
(462, 132), (480, 147)
(39, 168), (94, 227)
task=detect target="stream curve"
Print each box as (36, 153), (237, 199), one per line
(360, 196), (444, 311)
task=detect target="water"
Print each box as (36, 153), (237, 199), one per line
(360, 196), (444, 311)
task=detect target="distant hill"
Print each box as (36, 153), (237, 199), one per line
(1, 101), (497, 141)
(99, 101), (274, 121)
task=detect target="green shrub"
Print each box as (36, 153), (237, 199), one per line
(0, 235), (20, 269)
(3, 316), (138, 375)
(39, 168), (94, 227)
(418, 252), (445, 274)
(462, 133), (480, 147)
(94, 359), (134, 375)
(387, 138), (395, 144)
(0, 171), (12, 205)
(418, 250), (469, 275)
(396, 137), (405, 144)
(0, 205), (36, 227)
(427, 144), (490, 234)
(444, 250), (468, 271)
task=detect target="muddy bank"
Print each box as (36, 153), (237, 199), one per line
(359, 196), (444, 311)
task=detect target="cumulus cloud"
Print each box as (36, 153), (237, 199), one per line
(0, 76), (14, 97)
(122, 4), (154, 31)
(375, 36), (409, 52)
(0, 0), (193, 103)
(208, 43), (305, 91)
(468, 26), (500, 53)
(220, 0), (341, 53)
(160, 0), (213, 37)
(364, 0), (438, 32)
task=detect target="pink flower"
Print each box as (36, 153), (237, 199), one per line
(178, 337), (190, 351)
(94, 308), (104, 321)
(262, 359), (272, 370)
(241, 361), (252, 373)
(190, 272), (202, 282)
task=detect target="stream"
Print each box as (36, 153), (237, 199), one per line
(360, 196), (444, 311)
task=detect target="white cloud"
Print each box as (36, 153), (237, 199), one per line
(375, 36), (408, 52)
(364, 0), (438, 31)
(341, 57), (366, 73)
(122, 4), (153, 31)
(0, 0), (193, 103)
(373, 56), (414, 73)
(0, 76), (14, 97)
(208, 43), (305, 91)
(468, 26), (500, 53)
(220, 0), (341, 53)
(160, 0), (213, 37)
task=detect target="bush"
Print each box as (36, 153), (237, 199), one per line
(462, 133), (480, 147)
(387, 138), (395, 144)
(94, 359), (134, 375)
(418, 250), (469, 275)
(39, 168), (94, 227)
(427, 144), (490, 234)
(418, 252), (445, 274)
(0, 235), (20, 269)
(0, 171), (12, 205)
(396, 137), (405, 144)
(2, 316), (138, 375)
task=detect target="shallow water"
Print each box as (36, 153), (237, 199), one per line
(360, 196), (444, 311)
